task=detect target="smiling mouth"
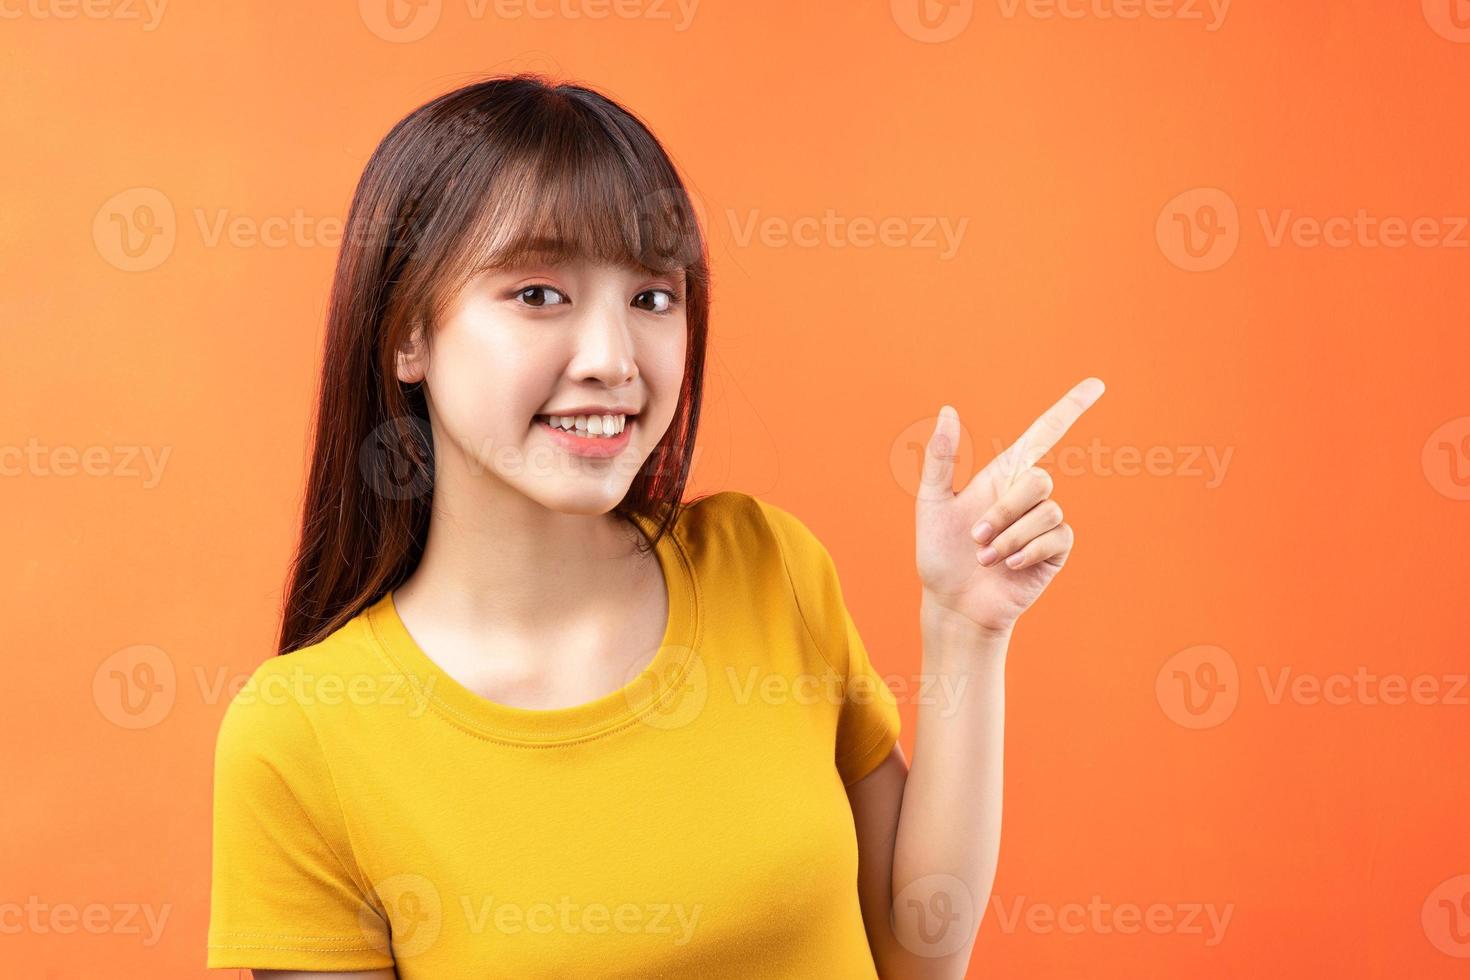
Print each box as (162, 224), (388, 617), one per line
(532, 414), (636, 440)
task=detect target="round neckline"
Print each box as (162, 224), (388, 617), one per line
(363, 506), (699, 746)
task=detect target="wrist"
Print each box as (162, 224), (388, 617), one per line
(920, 591), (1016, 645)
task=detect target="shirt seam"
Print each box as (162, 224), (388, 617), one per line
(210, 930), (378, 939)
(759, 499), (899, 780)
(758, 498), (844, 680)
(209, 935), (378, 947)
(838, 721), (897, 775)
(281, 691), (390, 929)
(208, 941), (384, 953)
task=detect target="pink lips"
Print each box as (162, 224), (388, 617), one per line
(535, 416), (634, 459)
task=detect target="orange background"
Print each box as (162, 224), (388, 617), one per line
(4, 2), (1469, 977)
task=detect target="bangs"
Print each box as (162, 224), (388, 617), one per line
(455, 127), (705, 283)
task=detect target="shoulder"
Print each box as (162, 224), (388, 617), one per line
(673, 489), (829, 564)
(681, 489), (841, 589)
(213, 613), (384, 766)
(668, 491), (837, 595)
(670, 489), (768, 544)
(675, 490), (851, 660)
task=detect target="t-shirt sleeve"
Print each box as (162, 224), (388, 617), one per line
(206, 661), (395, 972)
(756, 497), (903, 787)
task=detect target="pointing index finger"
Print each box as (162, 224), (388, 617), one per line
(1001, 377), (1106, 489)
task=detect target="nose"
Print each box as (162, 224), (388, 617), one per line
(565, 296), (638, 387)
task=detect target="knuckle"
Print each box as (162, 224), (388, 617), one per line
(1029, 466), (1053, 494)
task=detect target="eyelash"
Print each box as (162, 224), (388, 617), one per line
(510, 284), (685, 315)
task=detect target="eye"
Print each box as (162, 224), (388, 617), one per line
(633, 288), (682, 314)
(513, 284), (568, 309)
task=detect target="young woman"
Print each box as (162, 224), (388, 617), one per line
(205, 73), (1103, 979)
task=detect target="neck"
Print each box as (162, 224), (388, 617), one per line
(394, 451), (649, 634)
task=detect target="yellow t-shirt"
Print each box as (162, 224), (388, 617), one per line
(206, 490), (902, 977)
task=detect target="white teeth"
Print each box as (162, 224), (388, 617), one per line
(541, 414), (627, 438)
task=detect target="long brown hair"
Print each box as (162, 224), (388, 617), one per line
(277, 74), (711, 655)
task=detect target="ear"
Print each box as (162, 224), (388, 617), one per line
(395, 318), (429, 384)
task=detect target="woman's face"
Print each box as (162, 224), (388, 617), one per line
(397, 255), (688, 516)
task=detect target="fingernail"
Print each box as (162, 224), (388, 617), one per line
(977, 545), (997, 565)
(972, 520), (993, 543)
(1006, 552), (1025, 568)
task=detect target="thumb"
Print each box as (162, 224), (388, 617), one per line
(917, 405), (959, 503)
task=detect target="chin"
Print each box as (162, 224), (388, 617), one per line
(523, 481), (635, 517)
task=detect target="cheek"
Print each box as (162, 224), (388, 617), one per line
(425, 322), (553, 442)
(644, 324), (688, 397)
(624, 327), (686, 448)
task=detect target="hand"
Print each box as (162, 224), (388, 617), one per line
(915, 377), (1106, 637)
